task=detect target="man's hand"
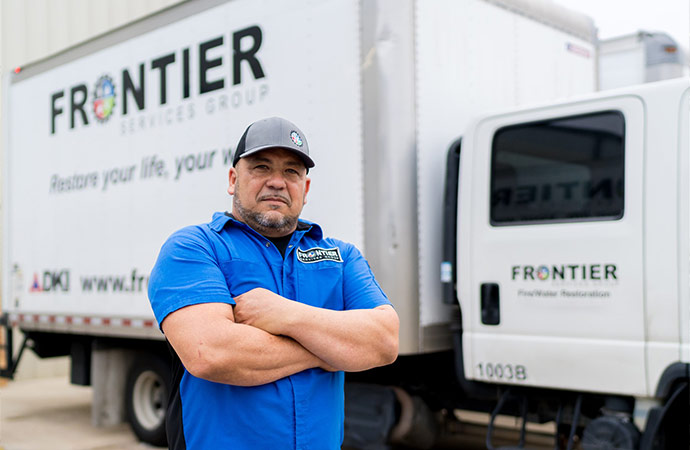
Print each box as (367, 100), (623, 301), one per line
(162, 302), (332, 386)
(233, 287), (399, 372)
(233, 287), (296, 335)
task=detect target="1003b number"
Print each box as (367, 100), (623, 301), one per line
(476, 363), (527, 381)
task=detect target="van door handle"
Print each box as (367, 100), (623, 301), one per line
(480, 283), (500, 325)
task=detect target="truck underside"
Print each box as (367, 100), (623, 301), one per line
(346, 323), (690, 450)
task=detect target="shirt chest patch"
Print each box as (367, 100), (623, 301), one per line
(296, 247), (343, 264)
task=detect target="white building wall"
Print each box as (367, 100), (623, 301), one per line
(1, 0), (185, 70)
(0, 0), (184, 379)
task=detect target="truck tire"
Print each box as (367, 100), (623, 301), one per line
(125, 355), (170, 447)
(581, 415), (640, 450)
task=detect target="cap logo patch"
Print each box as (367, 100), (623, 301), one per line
(290, 131), (303, 147)
(296, 247), (343, 263)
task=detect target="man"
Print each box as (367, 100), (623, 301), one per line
(148, 117), (399, 449)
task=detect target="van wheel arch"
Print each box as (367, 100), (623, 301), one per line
(654, 362), (689, 398)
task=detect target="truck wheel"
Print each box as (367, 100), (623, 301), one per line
(581, 415), (640, 450)
(125, 355), (170, 447)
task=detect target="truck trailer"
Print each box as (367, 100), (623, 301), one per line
(5, 0), (688, 448)
(599, 31), (685, 90)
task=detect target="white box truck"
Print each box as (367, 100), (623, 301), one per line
(599, 31), (686, 90)
(6, 0), (686, 448)
(453, 77), (690, 449)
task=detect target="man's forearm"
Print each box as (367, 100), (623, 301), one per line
(163, 303), (332, 387)
(279, 305), (399, 372)
(233, 289), (400, 372)
(190, 323), (327, 385)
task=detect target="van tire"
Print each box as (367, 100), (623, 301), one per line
(124, 355), (170, 447)
(581, 415), (640, 450)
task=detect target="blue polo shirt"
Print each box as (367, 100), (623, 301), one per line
(148, 212), (390, 449)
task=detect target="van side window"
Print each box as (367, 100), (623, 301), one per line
(490, 111), (625, 225)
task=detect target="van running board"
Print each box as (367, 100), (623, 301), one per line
(485, 389), (583, 450)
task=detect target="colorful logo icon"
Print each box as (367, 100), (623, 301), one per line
(536, 266), (549, 280)
(93, 75), (115, 122)
(290, 131), (303, 146)
(29, 273), (43, 292)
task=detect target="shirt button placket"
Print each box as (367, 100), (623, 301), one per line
(295, 389), (307, 450)
(289, 234), (304, 449)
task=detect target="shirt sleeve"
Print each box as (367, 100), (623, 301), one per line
(341, 243), (391, 310)
(148, 226), (234, 328)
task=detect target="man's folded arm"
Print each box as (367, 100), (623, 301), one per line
(161, 301), (333, 386)
(234, 288), (399, 372)
(283, 303), (399, 372)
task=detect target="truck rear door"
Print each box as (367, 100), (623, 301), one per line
(458, 95), (646, 395)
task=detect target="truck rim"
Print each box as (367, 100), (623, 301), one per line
(132, 369), (165, 430)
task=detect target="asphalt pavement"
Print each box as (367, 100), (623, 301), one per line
(0, 375), (555, 450)
(0, 376), (163, 450)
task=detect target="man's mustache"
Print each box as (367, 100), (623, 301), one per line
(258, 194), (291, 206)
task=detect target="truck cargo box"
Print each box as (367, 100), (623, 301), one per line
(3, 0), (596, 354)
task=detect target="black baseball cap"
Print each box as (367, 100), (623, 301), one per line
(233, 117), (315, 168)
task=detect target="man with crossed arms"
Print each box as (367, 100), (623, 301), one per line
(149, 117), (399, 449)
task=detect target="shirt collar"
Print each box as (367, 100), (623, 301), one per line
(210, 211), (323, 239)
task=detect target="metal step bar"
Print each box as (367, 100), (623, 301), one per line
(486, 389), (583, 450)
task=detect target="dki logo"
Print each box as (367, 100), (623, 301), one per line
(50, 25), (265, 134)
(30, 270), (70, 292)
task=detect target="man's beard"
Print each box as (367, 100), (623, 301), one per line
(233, 193), (299, 236)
